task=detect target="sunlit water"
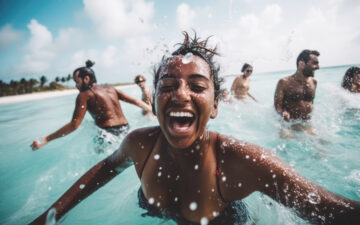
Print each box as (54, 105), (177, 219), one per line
(0, 65), (359, 225)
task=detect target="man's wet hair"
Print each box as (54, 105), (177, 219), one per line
(296, 50), (320, 68)
(241, 63), (252, 72)
(153, 31), (222, 99)
(341, 66), (360, 90)
(73, 60), (97, 87)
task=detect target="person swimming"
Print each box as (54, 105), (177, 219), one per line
(31, 60), (151, 151)
(341, 66), (360, 93)
(29, 31), (360, 225)
(134, 74), (154, 116)
(230, 63), (257, 102)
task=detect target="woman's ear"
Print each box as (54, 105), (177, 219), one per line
(210, 98), (218, 119)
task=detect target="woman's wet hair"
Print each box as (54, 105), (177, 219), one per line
(134, 74), (146, 84)
(73, 60), (97, 88)
(341, 66), (360, 90)
(153, 31), (222, 99)
(241, 63), (252, 72)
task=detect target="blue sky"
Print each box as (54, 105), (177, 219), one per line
(0, 0), (359, 84)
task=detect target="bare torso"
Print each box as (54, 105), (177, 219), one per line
(231, 75), (250, 100)
(82, 85), (128, 128)
(124, 127), (257, 223)
(278, 75), (317, 120)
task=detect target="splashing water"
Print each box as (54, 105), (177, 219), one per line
(45, 208), (56, 225)
(182, 52), (194, 64)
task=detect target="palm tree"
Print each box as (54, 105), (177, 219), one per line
(55, 77), (60, 83)
(40, 75), (47, 88)
(29, 78), (39, 93)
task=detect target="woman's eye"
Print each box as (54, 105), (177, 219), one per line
(190, 84), (206, 92)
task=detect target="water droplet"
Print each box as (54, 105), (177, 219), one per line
(272, 174), (276, 178)
(156, 202), (161, 207)
(154, 154), (160, 160)
(189, 202), (198, 211)
(196, 145), (200, 150)
(222, 176), (227, 182)
(174, 197), (178, 202)
(265, 184), (269, 188)
(194, 164), (199, 170)
(81, 105), (84, 108)
(221, 160), (224, 164)
(307, 192), (321, 204)
(212, 211), (219, 217)
(200, 217), (209, 225)
(245, 155), (249, 159)
(148, 197), (155, 204)
(237, 182), (242, 187)
(158, 172), (162, 177)
(182, 52), (194, 64)
(47, 186), (52, 191)
(211, 188), (215, 192)
(176, 175), (180, 180)
(159, 167), (162, 170)
(79, 184), (85, 189)
(253, 159), (256, 162)
(167, 175), (171, 178)
(45, 208), (57, 225)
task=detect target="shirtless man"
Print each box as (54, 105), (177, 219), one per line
(134, 74), (154, 116)
(274, 50), (319, 134)
(31, 60), (151, 150)
(231, 63), (257, 102)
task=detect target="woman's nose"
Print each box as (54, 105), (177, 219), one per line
(171, 80), (191, 103)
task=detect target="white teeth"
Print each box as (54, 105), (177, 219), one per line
(169, 111), (194, 118)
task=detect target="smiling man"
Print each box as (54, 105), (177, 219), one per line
(274, 50), (320, 134)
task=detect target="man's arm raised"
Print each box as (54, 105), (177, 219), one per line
(31, 94), (88, 150)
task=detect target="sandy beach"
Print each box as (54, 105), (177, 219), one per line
(0, 85), (136, 106)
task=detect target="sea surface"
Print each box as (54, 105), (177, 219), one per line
(0, 64), (359, 225)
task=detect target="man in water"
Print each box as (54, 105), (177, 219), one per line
(274, 50), (320, 134)
(31, 60), (151, 150)
(134, 74), (154, 116)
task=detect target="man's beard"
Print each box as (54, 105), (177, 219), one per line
(303, 67), (314, 77)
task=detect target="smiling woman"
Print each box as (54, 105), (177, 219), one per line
(30, 31), (360, 225)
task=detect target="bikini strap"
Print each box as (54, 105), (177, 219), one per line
(139, 129), (159, 179)
(215, 133), (228, 203)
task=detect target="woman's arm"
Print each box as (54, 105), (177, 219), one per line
(219, 137), (360, 225)
(29, 137), (133, 224)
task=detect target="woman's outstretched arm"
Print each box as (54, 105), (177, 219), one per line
(29, 149), (132, 224)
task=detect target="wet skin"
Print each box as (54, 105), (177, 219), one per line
(274, 54), (319, 120)
(231, 66), (257, 102)
(30, 55), (360, 225)
(31, 71), (151, 150)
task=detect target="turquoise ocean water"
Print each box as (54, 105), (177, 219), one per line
(0, 64), (359, 225)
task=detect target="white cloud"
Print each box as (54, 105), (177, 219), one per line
(0, 24), (23, 49)
(176, 3), (196, 30)
(83, 0), (154, 39)
(18, 19), (56, 75)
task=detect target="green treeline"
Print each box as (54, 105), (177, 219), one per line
(0, 74), (73, 97)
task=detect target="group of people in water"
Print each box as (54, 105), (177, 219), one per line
(30, 31), (359, 225)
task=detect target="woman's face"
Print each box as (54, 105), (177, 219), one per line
(244, 66), (253, 77)
(154, 55), (218, 149)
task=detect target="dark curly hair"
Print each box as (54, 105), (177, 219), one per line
(296, 50), (320, 68)
(73, 60), (97, 88)
(341, 66), (360, 90)
(153, 31), (222, 99)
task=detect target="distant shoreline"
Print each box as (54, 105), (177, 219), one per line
(0, 84), (136, 106)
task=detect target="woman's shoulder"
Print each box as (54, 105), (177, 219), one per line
(213, 132), (265, 157)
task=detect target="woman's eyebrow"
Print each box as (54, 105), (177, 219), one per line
(159, 74), (176, 80)
(189, 74), (210, 81)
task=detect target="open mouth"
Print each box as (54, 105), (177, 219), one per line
(168, 111), (195, 133)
